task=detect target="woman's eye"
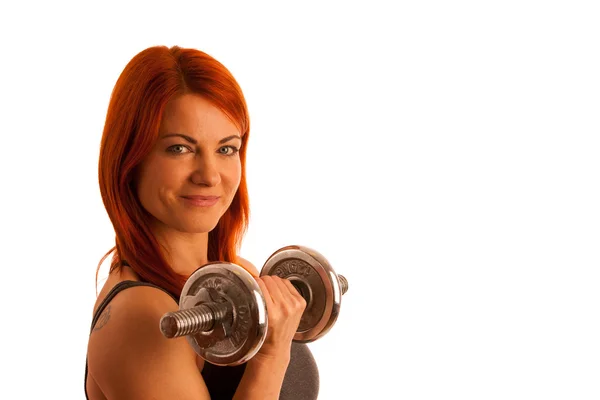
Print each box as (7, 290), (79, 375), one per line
(167, 145), (191, 154)
(219, 146), (239, 156)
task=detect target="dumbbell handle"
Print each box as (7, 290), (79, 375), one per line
(161, 302), (230, 339)
(160, 274), (348, 339)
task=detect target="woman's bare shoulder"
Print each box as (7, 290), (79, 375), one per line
(237, 255), (260, 277)
(87, 278), (210, 399)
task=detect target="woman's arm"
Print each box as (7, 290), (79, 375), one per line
(87, 286), (211, 399)
(87, 282), (302, 400)
(232, 257), (307, 399)
(233, 353), (291, 400)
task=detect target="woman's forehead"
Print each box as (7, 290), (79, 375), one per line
(160, 94), (241, 140)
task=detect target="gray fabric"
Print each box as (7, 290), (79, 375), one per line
(281, 342), (320, 399)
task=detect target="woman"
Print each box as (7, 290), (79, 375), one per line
(85, 45), (320, 399)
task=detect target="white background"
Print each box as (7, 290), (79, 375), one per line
(1, 1), (599, 399)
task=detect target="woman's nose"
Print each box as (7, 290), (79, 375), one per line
(190, 156), (221, 187)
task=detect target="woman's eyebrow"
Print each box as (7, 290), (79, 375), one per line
(160, 133), (241, 144)
(218, 135), (242, 144)
(161, 133), (197, 143)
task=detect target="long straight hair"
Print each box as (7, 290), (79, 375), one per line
(96, 45), (250, 297)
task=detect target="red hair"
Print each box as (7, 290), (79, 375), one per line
(96, 45), (250, 297)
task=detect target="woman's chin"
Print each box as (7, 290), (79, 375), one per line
(175, 222), (219, 234)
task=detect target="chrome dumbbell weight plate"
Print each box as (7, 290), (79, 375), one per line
(261, 245), (346, 343)
(179, 262), (267, 366)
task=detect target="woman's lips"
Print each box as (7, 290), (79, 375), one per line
(180, 195), (220, 207)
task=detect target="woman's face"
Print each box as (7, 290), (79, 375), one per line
(135, 93), (243, 234)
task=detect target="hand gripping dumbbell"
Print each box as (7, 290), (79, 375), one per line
(159, 245), (348, 366)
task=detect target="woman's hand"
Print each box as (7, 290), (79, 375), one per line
(254, 275), (307, 361)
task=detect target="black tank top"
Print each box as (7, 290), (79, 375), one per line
(84, 280), (320, 399)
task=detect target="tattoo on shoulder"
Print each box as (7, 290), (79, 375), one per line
(93, 305), (112, 332)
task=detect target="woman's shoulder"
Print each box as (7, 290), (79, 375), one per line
(92, 266), (172, 314)
(89, 268), (180, 347)
(87, 270), (210, 398)
(236, 256), (260, 277)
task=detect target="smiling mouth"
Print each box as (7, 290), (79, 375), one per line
(180, 196), (220, 207)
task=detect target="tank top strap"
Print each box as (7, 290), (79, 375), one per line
(89, 280), (179, 333)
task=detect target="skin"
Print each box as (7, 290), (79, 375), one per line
(86, 93), (307, 400)
(135, 93), (243, 275)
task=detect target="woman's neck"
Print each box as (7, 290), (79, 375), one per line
(152, 224), (211, 278)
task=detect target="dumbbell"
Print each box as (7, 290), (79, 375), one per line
(159, 245), (348, 366)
